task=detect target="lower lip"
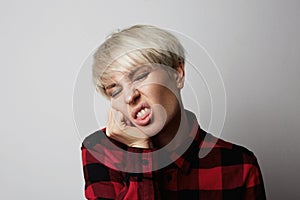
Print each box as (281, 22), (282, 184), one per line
(133, 110), (152, 126)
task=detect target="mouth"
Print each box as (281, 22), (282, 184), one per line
(131, 103), (152, 126)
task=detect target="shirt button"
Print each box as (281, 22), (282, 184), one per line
(142, 159), (149, 165)
(166, 174), (172, 182)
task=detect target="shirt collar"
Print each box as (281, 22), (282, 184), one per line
(170, 112), (206, 174)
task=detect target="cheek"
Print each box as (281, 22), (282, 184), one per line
(154, 86), (180, 115)
(141, 84), (179, 109)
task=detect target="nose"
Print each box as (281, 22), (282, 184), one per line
(125, 88), (140, 105)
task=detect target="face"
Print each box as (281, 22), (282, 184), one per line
(104, 63), (184, 137)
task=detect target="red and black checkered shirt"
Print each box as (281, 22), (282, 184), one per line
(81, 117), (266, 200)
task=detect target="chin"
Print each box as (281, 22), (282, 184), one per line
(137, 120), (165, 137)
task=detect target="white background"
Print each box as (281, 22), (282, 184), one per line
(1, 0), (299, 199)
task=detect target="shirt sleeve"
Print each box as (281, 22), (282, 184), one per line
(243, 157), (267, 200)
(81, 143), (160, 200)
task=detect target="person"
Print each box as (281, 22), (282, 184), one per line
(81, 25), (266, 200)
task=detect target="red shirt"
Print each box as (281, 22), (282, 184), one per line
(81, 118), (266, 200)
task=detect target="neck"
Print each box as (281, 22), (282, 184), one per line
(151, 107), (190, 150)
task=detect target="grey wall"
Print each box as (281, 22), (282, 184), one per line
(1, 0), (299, 199)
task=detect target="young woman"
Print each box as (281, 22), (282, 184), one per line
(81, 25), (266, 200)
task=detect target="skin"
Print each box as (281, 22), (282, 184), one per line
(104, 62), (189, 149)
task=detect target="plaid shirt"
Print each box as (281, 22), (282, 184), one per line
(81, 118), (266, 200)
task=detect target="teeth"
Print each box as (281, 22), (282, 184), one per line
(136, 108), (149, 118)
(137, 112), (142, 118)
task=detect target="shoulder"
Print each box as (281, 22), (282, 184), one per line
(81, 129), (106, 149)
(197, 131), (266, 197)
(81, 128), (128, 171)
(81, 128), (126, 150)
(199, 131), (258, 166)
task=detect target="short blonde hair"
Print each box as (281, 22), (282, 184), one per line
(92, 24), (185, 96)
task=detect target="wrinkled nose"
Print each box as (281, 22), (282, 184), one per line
(125, 88), (140, 105)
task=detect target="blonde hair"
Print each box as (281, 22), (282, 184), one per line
(92, 24), (185, 96)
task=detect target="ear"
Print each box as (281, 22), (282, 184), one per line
(174, 61), (185, 89)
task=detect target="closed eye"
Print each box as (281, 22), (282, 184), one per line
(110, 89), (122, 97)
(105, 84), (122, 98)
(133, 72), (150, 82)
